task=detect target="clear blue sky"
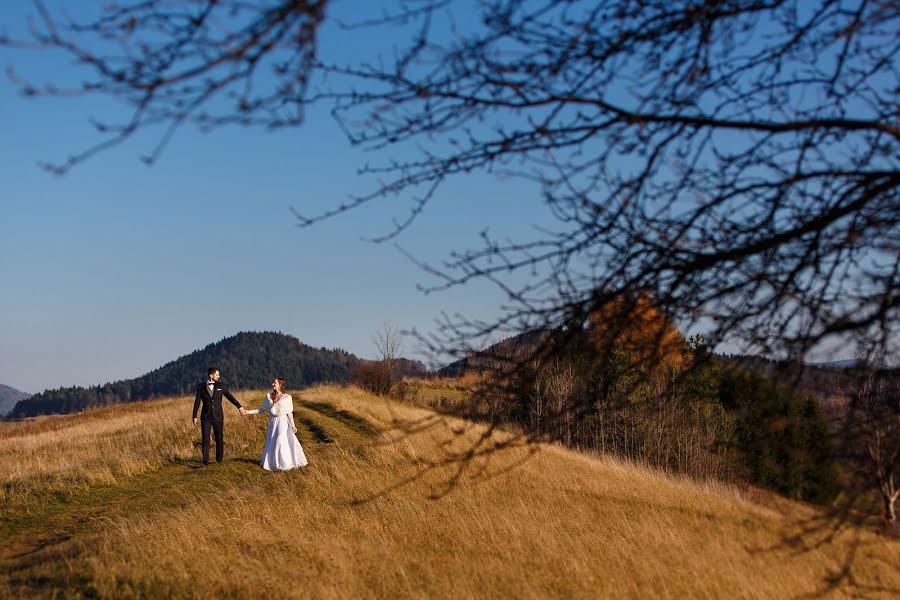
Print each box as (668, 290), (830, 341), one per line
(1, 1), (872, 393)
(0, 1), (550, 392)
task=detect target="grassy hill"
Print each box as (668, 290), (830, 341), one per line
(1, 386), (898, 598)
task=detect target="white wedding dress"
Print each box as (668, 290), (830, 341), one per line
(246, 394), (308, 471)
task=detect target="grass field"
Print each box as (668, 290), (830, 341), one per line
(1, 384), (899, 598)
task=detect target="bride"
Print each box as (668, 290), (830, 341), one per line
(244, 377), (308, 471)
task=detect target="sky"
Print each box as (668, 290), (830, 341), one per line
(0, 1), (882, 394)
(0, 1), (552, 392)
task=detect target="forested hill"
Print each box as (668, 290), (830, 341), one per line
(11, 332), (360, 418)
(725, 354), (899, 400)
(437, 330), (549, 377)
(0, 384), (31, 417)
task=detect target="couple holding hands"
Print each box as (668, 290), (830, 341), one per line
(191, 367), (308, 471)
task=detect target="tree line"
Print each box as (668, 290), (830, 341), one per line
(486, 332), (839, 505)
(11, 332), (360, 418)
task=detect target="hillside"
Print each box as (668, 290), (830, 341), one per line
(440, 330), (899, 410)
(10, 332), (362, 418)
(1, 386), (898, 598)
(437, 330), (548, 376)
(439, 298), (686, 378)
(0, 384), (30, 417)
(726, 354), (900, 401)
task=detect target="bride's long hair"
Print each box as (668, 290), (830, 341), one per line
(270, 377), (286, 401)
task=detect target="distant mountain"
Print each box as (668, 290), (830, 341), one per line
(725, 354), (899, 401)
(807, 359), (863, 369)
(11, 332), (361, 418)
(0, 384), (31, 417)
(437, 330), (549, 377)
(805, 358), (892, 369)
(439, 298), (689, 377)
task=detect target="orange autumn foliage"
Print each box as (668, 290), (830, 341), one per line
(586, 295), (688, 370)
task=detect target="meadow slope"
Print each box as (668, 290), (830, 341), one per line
(1, 385), (898, 599)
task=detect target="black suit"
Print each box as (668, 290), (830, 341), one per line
(193, 381), (243, 464)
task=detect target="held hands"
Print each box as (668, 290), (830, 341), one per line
(239, 407), (248, 416)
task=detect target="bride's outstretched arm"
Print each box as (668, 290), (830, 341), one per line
(244, 395), (272, 415)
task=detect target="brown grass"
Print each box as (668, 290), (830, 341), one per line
(1, 385), (899, 598)
(398, 377), (474, 412)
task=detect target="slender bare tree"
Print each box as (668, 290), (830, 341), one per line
(844, 372), (900, 524)
(374, 320), (404, 385)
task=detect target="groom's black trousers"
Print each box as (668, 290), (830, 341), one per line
(200, 418), (225, 464)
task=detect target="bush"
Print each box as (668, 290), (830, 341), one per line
(351, 362), (392, 396)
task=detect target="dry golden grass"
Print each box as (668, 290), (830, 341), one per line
(399, 377), (474, 412)
(0, 398), (194, 498)
(0, 393), (266, 507)
(1, 385), (899, 599)
(406, 374), (482, 390)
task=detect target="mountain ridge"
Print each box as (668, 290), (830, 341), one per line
(0, 384), (31, 417)
(10, 331), (372, 418)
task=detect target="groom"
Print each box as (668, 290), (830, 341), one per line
(192, 367), (247, 465)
